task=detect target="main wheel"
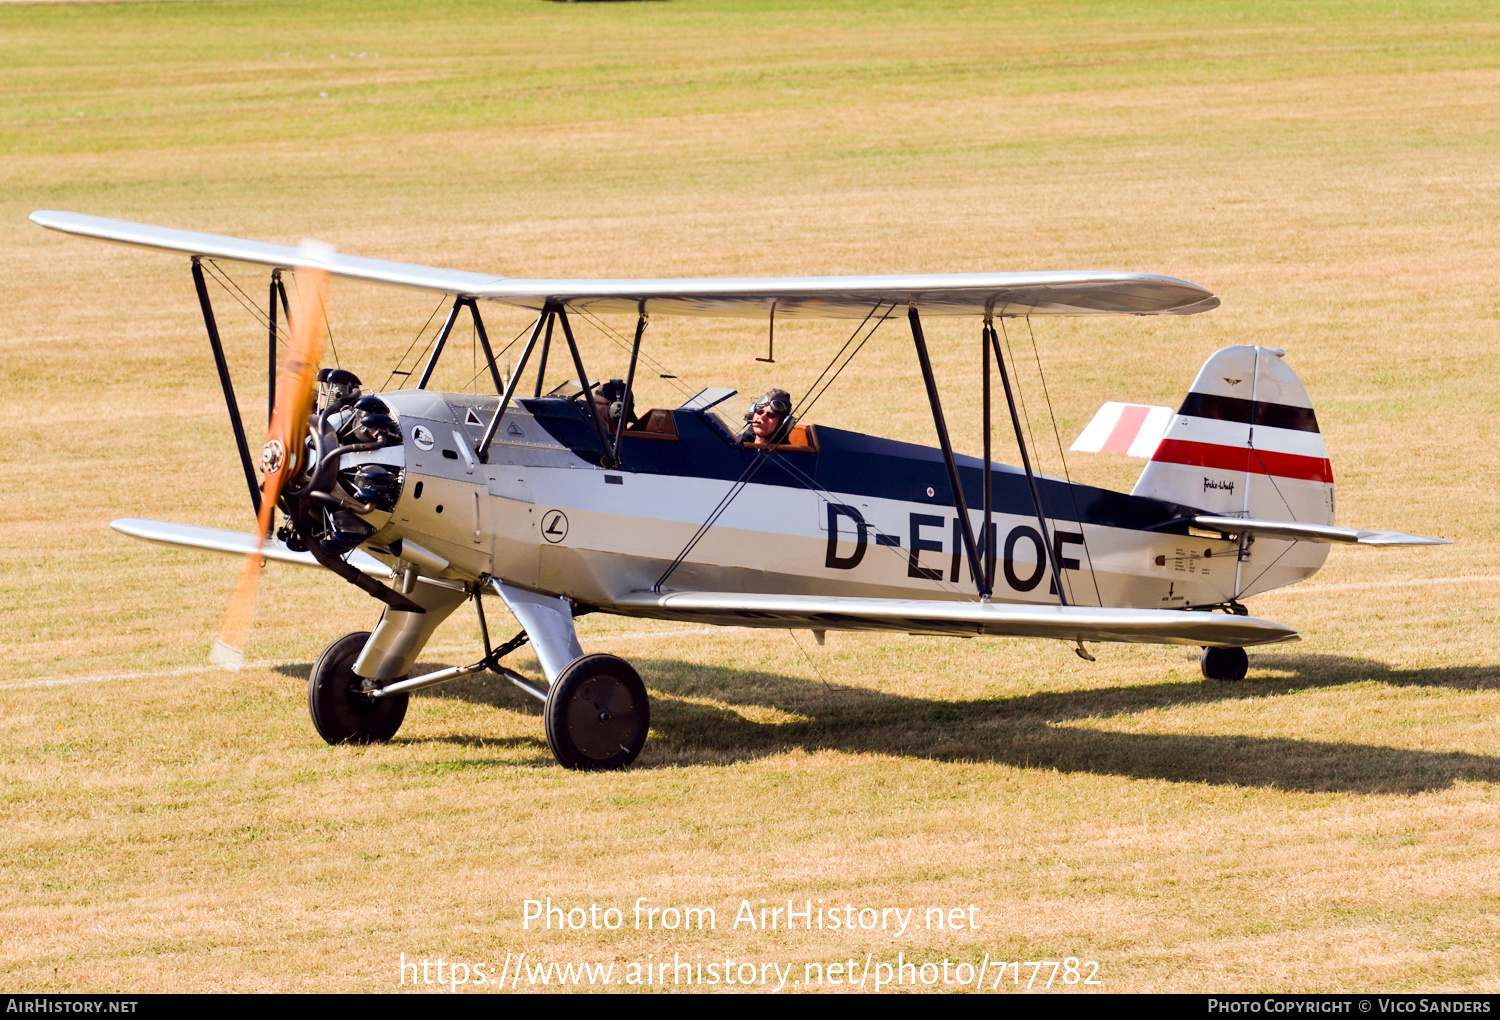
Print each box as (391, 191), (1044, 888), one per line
(308, 631), (409, 744)
(543, 653), (650, 770)
(1201, 645), (1249, 682)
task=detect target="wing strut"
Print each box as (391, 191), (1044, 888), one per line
(611, 305), (649, 467)
(908, 306), (990, 599)
(531, 311), (556, 397)
(413, 295), (506, 394)
(191, 258), (261, 520)
(981, 320), (995, 592)
(467, 298), (505, 395)
(556, 307), (619, 469)
(986, 316), (1069, 606)
(416, 297), (464, 389)
(477, 307), (550, 463)
(267, 269), (288, 426)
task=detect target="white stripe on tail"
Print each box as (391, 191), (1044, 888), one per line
(1071, 402), (1174, 458)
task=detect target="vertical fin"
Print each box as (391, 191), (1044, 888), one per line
(1131, 345), (1333, 526)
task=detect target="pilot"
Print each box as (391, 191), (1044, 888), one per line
(592, 378), (637, 432)
(739, 388), (796, 447)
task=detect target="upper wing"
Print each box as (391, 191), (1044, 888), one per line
(1190, 516), (1451, 547)
(32, 210), (1218, 320)
(610, 591), (1297, 648)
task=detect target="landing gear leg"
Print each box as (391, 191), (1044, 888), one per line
(1201, 646), (1249, 682)
(543, 654), (650, 770)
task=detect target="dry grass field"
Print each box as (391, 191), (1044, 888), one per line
(3, 0), (1499, 993)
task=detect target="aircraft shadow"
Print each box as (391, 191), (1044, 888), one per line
(289, 652), (1500, 793)
(630, 653), (1500, 793)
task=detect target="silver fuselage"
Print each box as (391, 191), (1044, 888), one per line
(351, 390), (1327, 617)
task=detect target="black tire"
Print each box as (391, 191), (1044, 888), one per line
(1201, 645), (1249, 682)
(543, 653), (649, 770)
(308, 631), (409, 745)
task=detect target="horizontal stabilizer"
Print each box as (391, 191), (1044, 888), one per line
(1190, 516), (1451, 547)
(611, 591), (1297, 648)
(33, 211), (1219, 320)
(111, 518), (393, 576)
(1071, 402), (1173, 458)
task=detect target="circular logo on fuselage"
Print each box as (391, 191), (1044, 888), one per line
(411, 424), (435, 451)
(541, 510), (569, 543)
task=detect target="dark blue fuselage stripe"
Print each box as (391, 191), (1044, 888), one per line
(521, 399), (1201, 534)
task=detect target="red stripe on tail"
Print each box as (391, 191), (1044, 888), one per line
(1151, 439), (1333, 483)
(1101, 403), (1150, 454)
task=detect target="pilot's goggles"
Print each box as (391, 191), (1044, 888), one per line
(753, 398), (790, 417)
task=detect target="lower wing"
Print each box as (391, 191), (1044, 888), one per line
(610, 591), (1297, 648)
(112, 518), (391, 576)
(115, 518), (1300, 648)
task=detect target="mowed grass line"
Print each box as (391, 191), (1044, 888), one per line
(2, 0), (1498, 993)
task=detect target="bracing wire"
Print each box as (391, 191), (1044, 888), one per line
(279, 272), (338, 368)
(451, 320), (535, 394)
(1000, 317), (1075, 604)
(1234, 537), (1297, 599)
(379, 294), (449, 392)
(794, 302), (894, 421)
(787, 630), (849, 692)
(794, 302), (880, 412)
(767, 442), (980, 603)
(658, 304), (977, 600)
(192, 268), (522, 400)
(998, 319), (1041, 474)
(572, 306), (697, 401)
(203, 261), (289, 368)
(657, 306), (903, 593)
(652, 440), (979, 601)
(653, 452), (778, 590)
(203, 260), (280, 340)
(1023, 316), (1103, 608)
(321, 292), (339, 368)
(1247, 446), (1299, 520)
(655, 311), (893, 591)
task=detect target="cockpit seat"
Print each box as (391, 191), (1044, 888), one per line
(625, 408), (679, 440)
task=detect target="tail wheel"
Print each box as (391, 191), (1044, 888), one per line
(1201, 646), (1249, 682)
(543, 653), (650, 770)
(308, 631), (409, 744)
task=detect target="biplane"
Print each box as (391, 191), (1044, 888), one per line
(29, 210), (1447, 769)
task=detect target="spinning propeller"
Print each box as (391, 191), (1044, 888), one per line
(210, 245), (331, 670)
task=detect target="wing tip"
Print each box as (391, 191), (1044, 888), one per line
(1164, 294), (1220, 315)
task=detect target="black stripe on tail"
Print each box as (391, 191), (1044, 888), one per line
(1176, 392), (1319, 433)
